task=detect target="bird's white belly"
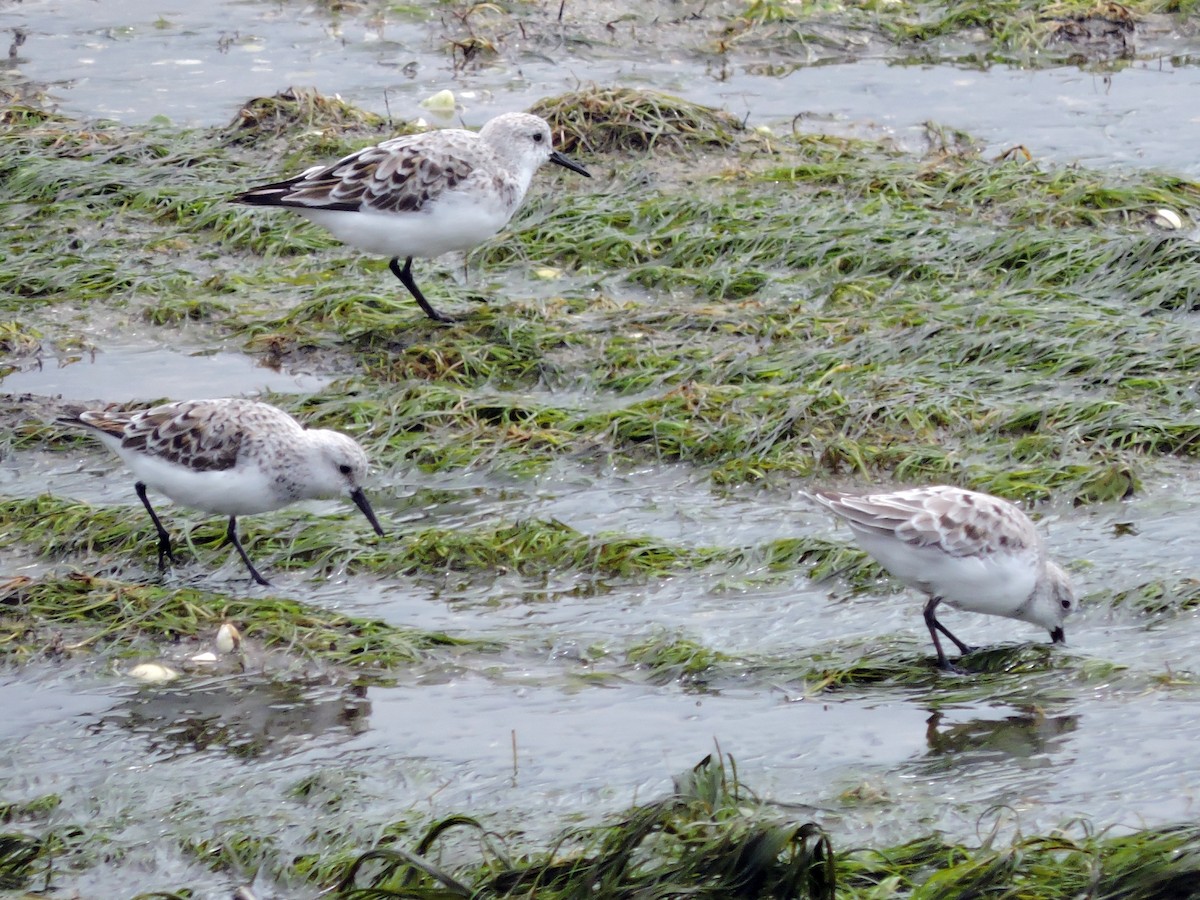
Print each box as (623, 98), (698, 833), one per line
(123, 455), (286, 516)
(853, 531), (1038, 619)
(300, 193), (512, 258)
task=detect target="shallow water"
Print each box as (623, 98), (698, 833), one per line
(0, 341), (333, 400)
(5, 435), (1200, 892)
(2, 457), (1199, 894)
(6, 0), (1200, 895)
(9, 0), (1200, 173)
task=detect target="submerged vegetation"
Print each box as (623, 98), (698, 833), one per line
(9, 753), (1200, 897)
(3, 48), (1200, 896)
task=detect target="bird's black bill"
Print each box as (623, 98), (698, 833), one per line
(550, 150), (590, 178)
(350, 488), (386, 536)
(1050, 626), (1066, 644)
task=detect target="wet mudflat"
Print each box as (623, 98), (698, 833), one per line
(5, 0), (1200, 896)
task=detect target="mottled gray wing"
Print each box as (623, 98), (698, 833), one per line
(115, 400), (243, 472)
(814, 488), (1036, 558)
(234, 133), (481, 214)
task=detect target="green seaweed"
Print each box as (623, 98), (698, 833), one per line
(0, 572), (482, 671)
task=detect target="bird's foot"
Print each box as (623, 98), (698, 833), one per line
(935, 656), (971, 675)
(155, 541), (178, 570)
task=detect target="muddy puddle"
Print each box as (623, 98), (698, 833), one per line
(7, 0), (1200, 895)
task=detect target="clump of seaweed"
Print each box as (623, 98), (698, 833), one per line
(1043, 1), (1137, 61)
(0, 831), (63, 893)
(1099, 576), (1200, 618)
(225, 85), (394, 146)
(0, 105), (62, 128)
(530, 86), (743, 155)
(334, 753), (836, 898)
(323, 753), (1200, 899)
(0, 572), (479, 671)
(841, 819), (1200, 898)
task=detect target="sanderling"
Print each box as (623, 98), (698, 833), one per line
(60, 398), (385, 586)
(232, 111), (591, 323)
(810, 485), (1075, 670)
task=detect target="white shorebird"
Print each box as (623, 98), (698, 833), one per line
(61, 399), (385, 586)
(810, 485), (1075, 670)
(232, 111), (591, 323)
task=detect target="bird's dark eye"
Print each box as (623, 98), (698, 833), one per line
(338, 464), (352, 475)
(532, 131), (544, 143)
(1061, 599), (1072, 609)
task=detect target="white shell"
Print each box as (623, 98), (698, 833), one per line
(1150, 208), (1183, 230)
(216, 622), (242, 654)
(129, 662), (180, 683)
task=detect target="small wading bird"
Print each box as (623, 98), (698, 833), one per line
(61, 399), (385, 586)
(810, 486), (1076, 670)
(232, 111), (591, 323)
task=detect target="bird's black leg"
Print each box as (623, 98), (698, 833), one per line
(923, 596), (973, 671)
(934, 616), (974, 656)
(389, 256), (455, 324)
(225, 516), (270, 586)
(135, 481), (176, 570)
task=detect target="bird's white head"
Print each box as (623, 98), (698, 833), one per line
(308, 431), (385, 536)
(479, 112), (590, 190)
(1028, 560), (1076, 641)
(309, 431), (368, 488)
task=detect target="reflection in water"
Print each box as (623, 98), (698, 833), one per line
(923, 709), (1079, 766)
(92, 675), (370, 760)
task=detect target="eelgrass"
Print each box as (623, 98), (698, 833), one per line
(8, 94), (1200, 499)
(1104, 576), (1200, 618)
(321, 754), (1200, 899)
(0, 493), (719, 580)
(0, 832), (48, 890)
(840, 819), (1200, 899)
(0, 490), (960, 595)
(0, 572), (481, 670)
(333, 753), (836, 899)
(8, 751), (1200, 897)
(0, 826), (87, 894)
(0, 795), (61, 825)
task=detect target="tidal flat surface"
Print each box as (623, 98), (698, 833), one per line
(5, 0), (1200, 896)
